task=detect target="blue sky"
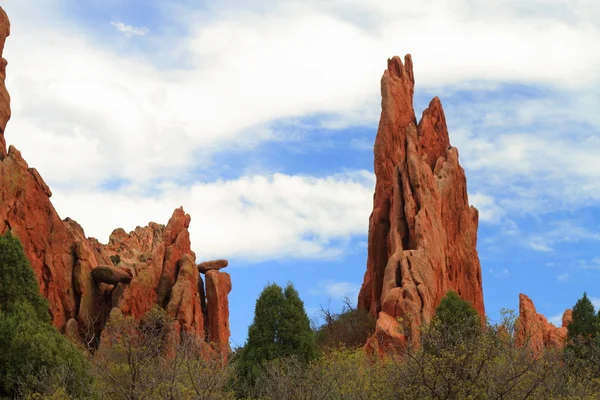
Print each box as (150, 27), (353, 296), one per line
(3, 0), (600, 346)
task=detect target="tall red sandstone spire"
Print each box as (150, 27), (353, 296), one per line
(0, 7), (231, 355)
(358, 55), (484, 348)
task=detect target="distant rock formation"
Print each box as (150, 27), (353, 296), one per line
(0, 7), (231, 354)
(358, 55), (485, 350)
(515, 294), (571, 356)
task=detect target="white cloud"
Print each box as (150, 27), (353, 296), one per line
(548, 313), (563, 327)
(525, 222), (600, 253)
(557, 273), (569, 282)
(2, 0), (600, 192)
(1, 0), (600, 262)
(51, 171), (374, 262)
(110, 21), (150, 36)
(527, 236), (554, 253)
(468, 192), (506, 223)
(311, 279), (361, 301)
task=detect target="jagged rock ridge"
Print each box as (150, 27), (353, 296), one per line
(515, 293), (572, 356)
(358, 55), (485, 350)
(0, 7), (231, 354)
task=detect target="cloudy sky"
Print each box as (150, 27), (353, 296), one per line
(3, 0), (599, 345)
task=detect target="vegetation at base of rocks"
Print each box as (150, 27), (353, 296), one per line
(314, 296), (376, 351)
(92, 306), (234, 400)
(4, 239), (600, 400)
(0, 231), (94, 399)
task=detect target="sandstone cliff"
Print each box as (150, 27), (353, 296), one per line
(358, 55), (485, 349)
(0, 7), (230, 354)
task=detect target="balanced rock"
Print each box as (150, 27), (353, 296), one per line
(198, 259), (228, 274)
(358, 55), (485, 350)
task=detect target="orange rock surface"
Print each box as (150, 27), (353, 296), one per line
(358, 55), (484, 349)
(515, 294), (571, 356)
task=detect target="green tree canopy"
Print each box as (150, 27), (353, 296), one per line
(428, 290), (481, 350)
(237, 282), (316, 388)
(0, 231), (50, 321)
(0, 231), (94, 398)
(568, 292), (599, 339)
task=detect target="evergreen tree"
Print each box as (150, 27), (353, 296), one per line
(0, 231), (94, 398)
(568, 292), (598, 339)
(0, 231), (50, 321)
(566, 292), (600, 366)
(237, 282), (317, 390)
(279, 284), (317, 363)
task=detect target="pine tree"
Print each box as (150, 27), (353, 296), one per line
(237, 282), (317, 390)
(279, 284), (317, 363)
(568, 292), (598, 339)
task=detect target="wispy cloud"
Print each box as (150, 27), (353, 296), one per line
(488, 268), (510, 279)
(557, 273), (569, 282)
(528, 236), (554, 253)
(110, 21), (150, 36)
(311, 280), (361, 301)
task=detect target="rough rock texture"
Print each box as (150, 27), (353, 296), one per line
(0, 7), (231, 354)
(357, 55), (485, 350)
(515, 294), (571, 356)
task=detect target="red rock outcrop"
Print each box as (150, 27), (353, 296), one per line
(205, 270), (232, 353)
(515, 294), (571, 356)
(0, 7), (230, 354)
(358, 55), (484, 350)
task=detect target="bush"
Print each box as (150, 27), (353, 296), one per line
(315, 297), (375, 351)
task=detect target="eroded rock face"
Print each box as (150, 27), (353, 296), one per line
(357, 55), (485, 350)
(0, 7), (230, 354)
(515, 294), (570, 356)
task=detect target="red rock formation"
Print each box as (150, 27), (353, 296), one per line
(205, 270), (232, 353)
(0, 7), (230, 354)
(515, 294), (571, 356)
(358, 55), (484, 349)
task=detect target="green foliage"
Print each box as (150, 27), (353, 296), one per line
(0, 232), (94, 398)
(427, 290), (481, 350)
(236, 283), (317, 392)
(568, 292), (599, 339)
(566, 292), (600, 375)
(0, 231), (50, 321)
